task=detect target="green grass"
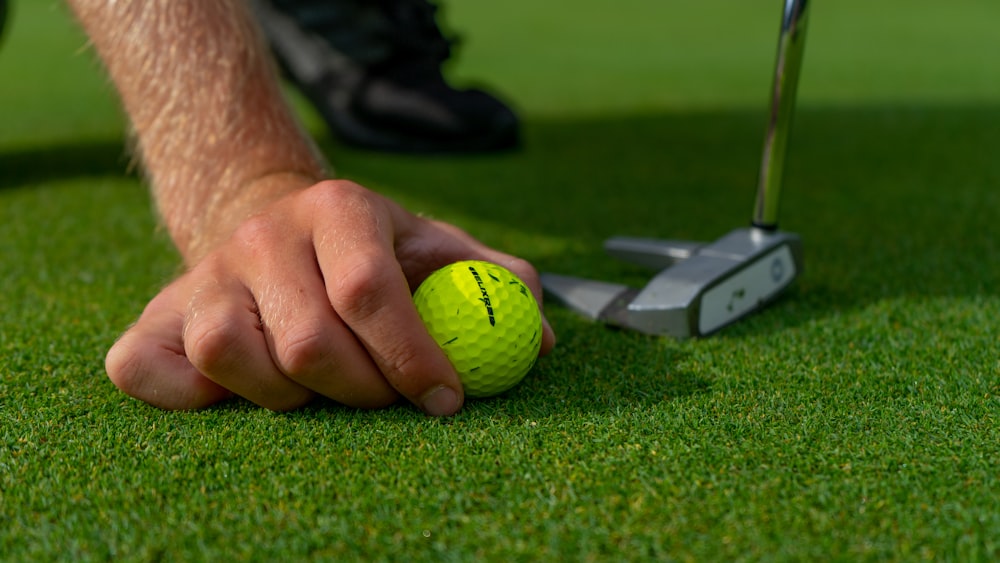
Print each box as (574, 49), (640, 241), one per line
(3, 0), (1000, 560)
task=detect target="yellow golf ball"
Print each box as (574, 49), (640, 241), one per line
(413, 260), (542, 398)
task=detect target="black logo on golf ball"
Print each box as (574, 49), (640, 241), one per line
(468, 265), (496, 327)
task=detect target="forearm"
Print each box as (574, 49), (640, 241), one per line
(67, 0), (325, 263)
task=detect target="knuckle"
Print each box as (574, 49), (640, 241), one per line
(308, 181), (385, 235)
(332, 257), (396, 323)
(309, 179), (367, 208)
(274, 319), (330, 377)
(303, 180), (370, 222)
(183, 314), (242, 374)
(230, 213), (282, 256)
(380, 341), (425, 383)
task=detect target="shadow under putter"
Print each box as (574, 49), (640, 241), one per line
(542, 0), (810, 339)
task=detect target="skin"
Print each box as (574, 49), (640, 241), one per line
(66, 0), (555, 416)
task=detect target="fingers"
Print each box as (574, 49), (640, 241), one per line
(106, 179), (554, 416)
(105, 281), (233, 410)
(311, 183), (465, 416)
(107, 265), (318, 412)
(180, 258), (316, 411)
(328, 251), (464, 416)
(232, 215), (401, 409)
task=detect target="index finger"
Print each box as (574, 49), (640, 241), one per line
(311, 183), (464, 416)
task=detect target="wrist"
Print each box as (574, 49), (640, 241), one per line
(182, 170), (323, 264)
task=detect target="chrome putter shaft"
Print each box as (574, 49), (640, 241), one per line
(541, 0), (810, 338)
(755, 0), (810, 230)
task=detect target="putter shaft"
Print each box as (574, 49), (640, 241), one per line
(542, 0), (810, 338)
(754, 0), (810, 230)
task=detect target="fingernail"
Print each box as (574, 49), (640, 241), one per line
(421, 385), (461, 417)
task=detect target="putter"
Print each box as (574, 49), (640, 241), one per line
(541, 0), (809, 338)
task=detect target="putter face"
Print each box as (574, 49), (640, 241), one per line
(541, 228), (802, 339)
(695, 237), (799, 335)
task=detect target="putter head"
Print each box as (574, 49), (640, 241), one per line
(541, 227), (802, 339)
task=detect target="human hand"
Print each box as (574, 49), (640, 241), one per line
(105, 180), (556, 415)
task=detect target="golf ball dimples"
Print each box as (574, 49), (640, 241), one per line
(414, 260), (542, 398)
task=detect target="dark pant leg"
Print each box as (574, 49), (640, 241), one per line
(0, 0), (8, 45)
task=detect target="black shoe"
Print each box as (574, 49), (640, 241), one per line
(250, 0), (519, 154)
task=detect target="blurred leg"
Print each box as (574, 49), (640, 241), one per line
(250, 0), (519, 154)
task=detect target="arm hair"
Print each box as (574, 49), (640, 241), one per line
(67, 0), (326, 262)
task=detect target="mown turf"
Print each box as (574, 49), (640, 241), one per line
(2, 1), (999, 560)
